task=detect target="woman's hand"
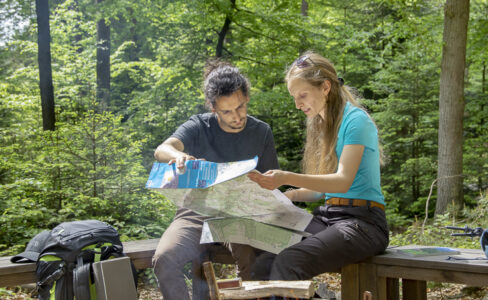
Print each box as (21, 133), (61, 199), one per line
(248, 169), (288, 190)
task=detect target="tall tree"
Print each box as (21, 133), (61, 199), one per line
(301, 0), (308, 16)
(436, 0), (470, 215)
(216, 0), (235, 57)
(96, 0), (110, 109)
(35, 0), (55, 130)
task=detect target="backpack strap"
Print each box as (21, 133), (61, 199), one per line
(73, 256), (91, 300)
(37, 262), (65, 287)
(35, 262), (65, 299)
(33, 256), (68, 300)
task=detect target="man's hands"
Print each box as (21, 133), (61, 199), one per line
(168, 154), (197, 169)
(247, 169), (288, 190)
(154, 138), (205, 172)
(168, 155), (206, 174)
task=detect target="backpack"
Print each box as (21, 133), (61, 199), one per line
(13, 220), (135, 300)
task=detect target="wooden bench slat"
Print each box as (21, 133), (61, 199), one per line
(344, 246), (488, 300)
(0, 272), (37, 287)
(0, 257), (36, 276)
(377, 264), (488, 286)
(124, 238), (159, 270)
(368, 248), (488, 274)
(0, 239), (160, 287)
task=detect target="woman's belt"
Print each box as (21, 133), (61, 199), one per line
(326, 197), (385, 211)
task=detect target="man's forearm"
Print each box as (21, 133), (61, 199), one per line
(154, 144), (185, 162)
(154, 137), (187, 163)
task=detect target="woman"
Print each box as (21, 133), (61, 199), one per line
(248, 52), (389, 280)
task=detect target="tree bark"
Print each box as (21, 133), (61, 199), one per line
(96, 0), (110, 110)
(216, 0), (235, 58)
(297, 1), (309, 54)
(436, 0), (470, 215)
(128, 7), (139, 61)
(479, 60), (486, 190)
(71, 0), (83, 54)
(35, 0), (55, 131)
(301, 0), (309, 16)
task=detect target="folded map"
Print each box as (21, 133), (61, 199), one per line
(146, 157), (313, 253)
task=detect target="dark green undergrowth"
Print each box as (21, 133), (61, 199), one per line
(390, 192), (488, 250)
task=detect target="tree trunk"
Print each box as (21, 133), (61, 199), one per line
(479, 60), (486, 190)
(436, 0), (470, 215)
(96, 0), (110, 110)
(128, 7), (139, 61)
(297, 0), (309, 54)
(301, 0), (308, 16)
(216, 0), (235, 58)
(71, 0), (83, 54)
(35, 0), (55, 131)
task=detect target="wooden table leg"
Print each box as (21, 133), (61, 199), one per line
(386, 278), (399, 300)
(402, 279), (426, 300)
(359, 263), (377, 299)
(358, 262), (389, 300)
(374, 276), (389, 300)
(341, 264), (360, 300)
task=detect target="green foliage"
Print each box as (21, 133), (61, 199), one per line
(389, 214), (477, 248)
(248, 86), (305, 173)
(366, 3), (443, 216)
(1, 0), (487, 259)
(391, 193), (488, 250)
(0, 287), (16, 298)
(0, 104), (176, 254)
(463, 1), (488, 199)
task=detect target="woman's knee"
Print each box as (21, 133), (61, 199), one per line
(270, 249), (307, 280)
(251, 252), (276, 280)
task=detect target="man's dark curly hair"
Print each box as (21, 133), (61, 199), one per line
(203, 59), (250, 109)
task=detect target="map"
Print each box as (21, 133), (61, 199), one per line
(201, 217), (310, 254)
(146, 157), (313, 253)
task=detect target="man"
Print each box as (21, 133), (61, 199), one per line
(152, 60), (279, 300)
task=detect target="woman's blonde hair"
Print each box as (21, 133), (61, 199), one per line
(285, 51), (365, 175)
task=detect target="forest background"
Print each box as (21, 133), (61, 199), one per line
(0, 0), (487, 262)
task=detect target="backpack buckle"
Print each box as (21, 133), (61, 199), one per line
(34, 262), (66, 296)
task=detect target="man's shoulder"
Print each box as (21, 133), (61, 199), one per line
(188, 112), (213, 121)
(246, 115), (271, 130)
(172, 113), (214, 140)
(184, 113), (214, 127)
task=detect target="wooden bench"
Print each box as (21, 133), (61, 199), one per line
(341, 245), (488, 300)
(0, 238), (234, 300)
(0, 238), (160, 287)
(4, 241), (486, 300)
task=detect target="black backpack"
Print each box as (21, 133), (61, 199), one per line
(13, 220), (134, 300)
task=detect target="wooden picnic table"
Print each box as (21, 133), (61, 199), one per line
(341, 245), (488, 300)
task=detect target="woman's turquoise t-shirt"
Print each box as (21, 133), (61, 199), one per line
(326, 102), (385, 205)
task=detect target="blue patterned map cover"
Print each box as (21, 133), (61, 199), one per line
(146, 156), (258, 189)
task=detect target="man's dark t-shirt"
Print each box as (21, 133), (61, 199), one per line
(171, 113), (279, 173)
